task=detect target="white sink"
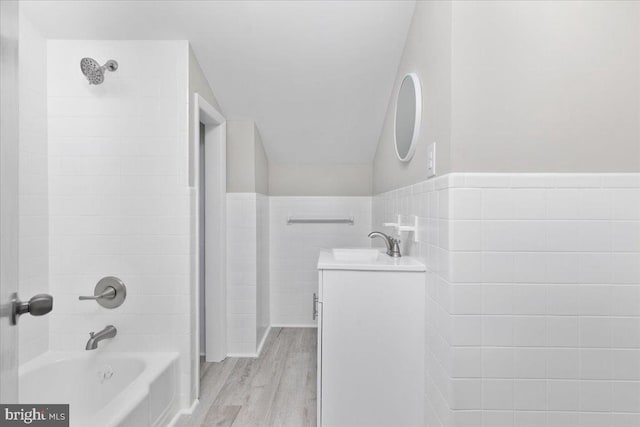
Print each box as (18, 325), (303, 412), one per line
(319, 248), (425, 272)
(332, 248), (380, 262)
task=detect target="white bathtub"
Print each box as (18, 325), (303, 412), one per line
(19, 352), (179, 427)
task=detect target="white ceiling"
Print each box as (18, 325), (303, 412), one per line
(21, 1), (415, 164)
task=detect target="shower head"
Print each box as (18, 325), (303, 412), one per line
(80, 57), (118, 85)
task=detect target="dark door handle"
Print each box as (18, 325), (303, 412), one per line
(11, 293), (53, 325)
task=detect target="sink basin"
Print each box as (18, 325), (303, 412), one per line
(319, 248), (425, 272)
(332, 248), (380, 262)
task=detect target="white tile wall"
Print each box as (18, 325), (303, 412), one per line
(256, 193), (270, 347)
(226, 192), (270, 355)
(227, 193), (255, 354)
(373, 173), (640, 426)
(18, 15), (49, 365)
(269, 197), (372, 326)
(47, 41), (191, 406)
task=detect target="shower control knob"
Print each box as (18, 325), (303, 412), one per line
(10, 293), (53, 325)
(79, 277), (127, 309)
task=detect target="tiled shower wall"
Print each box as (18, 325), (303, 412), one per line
(47, 40), (191, 406)
(18, 15), (48, 364)
(373, 173), (640, 427)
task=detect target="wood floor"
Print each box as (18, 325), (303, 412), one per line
(185, 328), (317, 427)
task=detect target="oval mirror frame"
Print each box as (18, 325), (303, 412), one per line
(393, 72), (422, 162)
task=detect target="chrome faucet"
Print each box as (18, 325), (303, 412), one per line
(368, 231), (402, 257)
(86, 325), (117, 350)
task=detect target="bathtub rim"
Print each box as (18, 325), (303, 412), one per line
(19, 351), (179, 427)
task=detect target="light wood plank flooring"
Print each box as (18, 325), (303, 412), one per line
(186, 328), (317, 427)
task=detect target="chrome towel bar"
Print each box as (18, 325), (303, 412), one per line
(286, 217), (354, 225)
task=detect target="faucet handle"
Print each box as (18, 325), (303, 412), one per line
(389, 238), (402, 258)
(79, 277), (126, 309)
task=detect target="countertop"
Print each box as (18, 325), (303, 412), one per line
(317, 248), (426, 272)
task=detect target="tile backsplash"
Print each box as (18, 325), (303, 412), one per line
(373, 173), (640, 427)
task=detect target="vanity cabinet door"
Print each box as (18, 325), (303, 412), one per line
(319, 269), (424, 427)
(316, 286), (322, 427)
(316, 272), (323, 427)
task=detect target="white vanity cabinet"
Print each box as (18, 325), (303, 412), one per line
(316, 249), (426, 427)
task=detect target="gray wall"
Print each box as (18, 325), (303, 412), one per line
(226, 119), (270, 194)
(227, 120), (256, 193)
(189, 45), (223, 113)
(189, 45), (224, 186)
(373, 1), (452, 194)
(254, 127), (269, 195)
(230, 120), (371, 196)
(269, 163), (372, 196)
(450, 0), (640, 173)
(373, 0), (640, 194)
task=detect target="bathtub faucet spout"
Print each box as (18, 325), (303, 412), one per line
(86, 325), (117, 350)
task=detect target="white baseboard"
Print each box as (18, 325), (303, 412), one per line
(271, 324), (318, 328)
(227, 352), (258, 358)
(256, 325), (272, 357)
(168, 399), (199, 427)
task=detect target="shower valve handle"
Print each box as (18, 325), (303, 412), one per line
(79, 286), (116, 301)
(79, 277), (127, 309)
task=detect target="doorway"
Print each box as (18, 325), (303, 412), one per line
(192, 94), (227, 399)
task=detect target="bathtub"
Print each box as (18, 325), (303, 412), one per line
(19, 352), (179, 427)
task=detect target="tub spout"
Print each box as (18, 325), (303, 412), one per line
(86, 325), (117, 350)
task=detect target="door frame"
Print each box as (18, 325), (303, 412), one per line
(192, 93), (226, 396)
(0, 0), (20, 404)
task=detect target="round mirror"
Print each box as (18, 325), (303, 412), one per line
(394, 73), (422, 162)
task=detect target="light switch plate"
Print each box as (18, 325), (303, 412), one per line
(427, 142), (436, 177)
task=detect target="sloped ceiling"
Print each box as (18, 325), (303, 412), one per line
(21, 0), (415, 164)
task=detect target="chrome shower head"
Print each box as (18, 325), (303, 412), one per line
(80, 57), (118, 85)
